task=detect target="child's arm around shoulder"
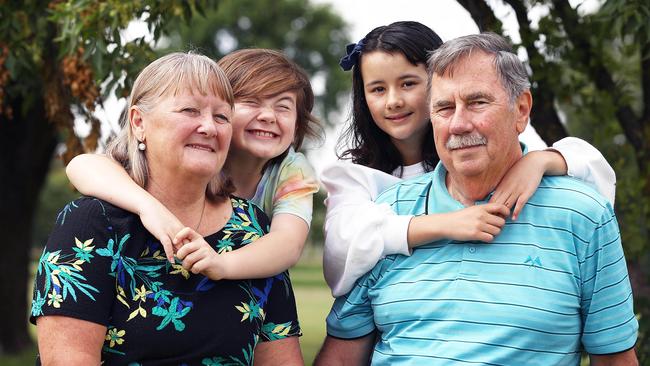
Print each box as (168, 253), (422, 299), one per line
(66, 153), (183, 262)
(321, 161), (408, 296)
(550, 137), (616, 204)
(66, 153), (147, 213)
(214, 151), (318, 279)
(323, 162), (510, 296)
(215, 213), (310, 280)
(490, 136), (616, 220)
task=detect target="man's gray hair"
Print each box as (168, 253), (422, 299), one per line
(427, 33), (530, 103)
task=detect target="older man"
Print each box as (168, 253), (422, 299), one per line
(315, 33), (638, 365)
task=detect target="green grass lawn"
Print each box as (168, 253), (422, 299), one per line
(1, 345), (37, 366)
(292, 259), (334, 365)
(3, 249), (334, 365)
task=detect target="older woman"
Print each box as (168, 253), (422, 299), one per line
(30, 52), (302, 365)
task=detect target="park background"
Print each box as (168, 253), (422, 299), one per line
(1, 0), (649, 364)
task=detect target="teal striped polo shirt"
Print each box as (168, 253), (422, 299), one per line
(326, 162), (637, 366)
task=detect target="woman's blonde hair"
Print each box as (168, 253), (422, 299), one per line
(106, 52), (235, 201)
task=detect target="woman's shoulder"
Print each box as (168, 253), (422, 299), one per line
(54, 196), (139, 229)
(229, 195), (262, 210)
(228, 195), (270, 225)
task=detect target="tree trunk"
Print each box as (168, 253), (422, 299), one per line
(639, 41), (650, 200)
(0, 96), (57, 354)
(455, 0), (504, 34)
(456, 0), (568, 144)
(501, 0), (568, 144)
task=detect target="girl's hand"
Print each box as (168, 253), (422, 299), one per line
(174, 227), (228, 280)
(138, 198), (185, 263)
(490, 150), (566, 220)
(439, 203), (509, 243)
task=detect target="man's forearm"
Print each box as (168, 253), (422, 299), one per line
(590, 348), (638, 366)
(314, 334), (374, 366)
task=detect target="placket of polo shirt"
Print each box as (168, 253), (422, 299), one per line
(458, 240), (480, 278)
(457, 197), (492, 278)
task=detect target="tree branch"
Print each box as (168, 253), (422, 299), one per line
(502, 0), (568, 143)
(455, 0), (504, 33)
(642, 42), (650, 123)
(551, 0), (644, 152)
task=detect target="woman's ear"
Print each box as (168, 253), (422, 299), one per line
(129, 106), (146, 141)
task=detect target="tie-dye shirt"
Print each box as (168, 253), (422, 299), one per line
(251, 148), (319, 226)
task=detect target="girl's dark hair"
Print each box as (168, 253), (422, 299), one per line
(338, 21), (443, 175)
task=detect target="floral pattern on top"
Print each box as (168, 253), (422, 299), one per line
(31, 196), (301, 365)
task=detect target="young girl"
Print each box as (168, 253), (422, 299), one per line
(66, 49), (320, 280)
(323, 21), (616, 296)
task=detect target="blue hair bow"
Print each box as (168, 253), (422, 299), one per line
(339, 39), (365, 71)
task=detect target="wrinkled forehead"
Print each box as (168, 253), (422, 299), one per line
(430, 55), (502, 96)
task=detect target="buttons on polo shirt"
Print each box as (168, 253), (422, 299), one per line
(459, 243), (479, 277)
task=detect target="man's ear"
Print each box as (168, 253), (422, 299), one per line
(515, 90), (532, 134)
(129, 106), (146, 141)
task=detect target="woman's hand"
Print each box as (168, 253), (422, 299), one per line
(174, 227), (229, 280)
(438, 203), (509, 243)
(490, 150), (567, 220)
(138, 198), (185, 263)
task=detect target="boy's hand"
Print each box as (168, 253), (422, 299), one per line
(138, 198), (185, 263)
(174, 227), (230, 280)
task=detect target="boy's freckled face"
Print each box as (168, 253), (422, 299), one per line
(230, 91), (298, 161)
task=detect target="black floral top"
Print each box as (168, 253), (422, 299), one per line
(30, 196), (301, 365)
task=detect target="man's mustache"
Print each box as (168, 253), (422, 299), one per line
(446, 133), (487, 150)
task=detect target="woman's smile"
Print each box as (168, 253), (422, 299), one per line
(185, 143), (216, 152)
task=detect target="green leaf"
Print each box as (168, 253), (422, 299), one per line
(151, 305), (166, 317)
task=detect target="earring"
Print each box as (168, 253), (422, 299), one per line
(138, 141), (146, 151)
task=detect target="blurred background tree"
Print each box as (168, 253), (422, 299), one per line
(457, 0), (649, 361)
(157, 0), (349, 119)
(3, 0), (649, 363)
(0, 0), (181, 353)
(0, 0), (348, 355)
